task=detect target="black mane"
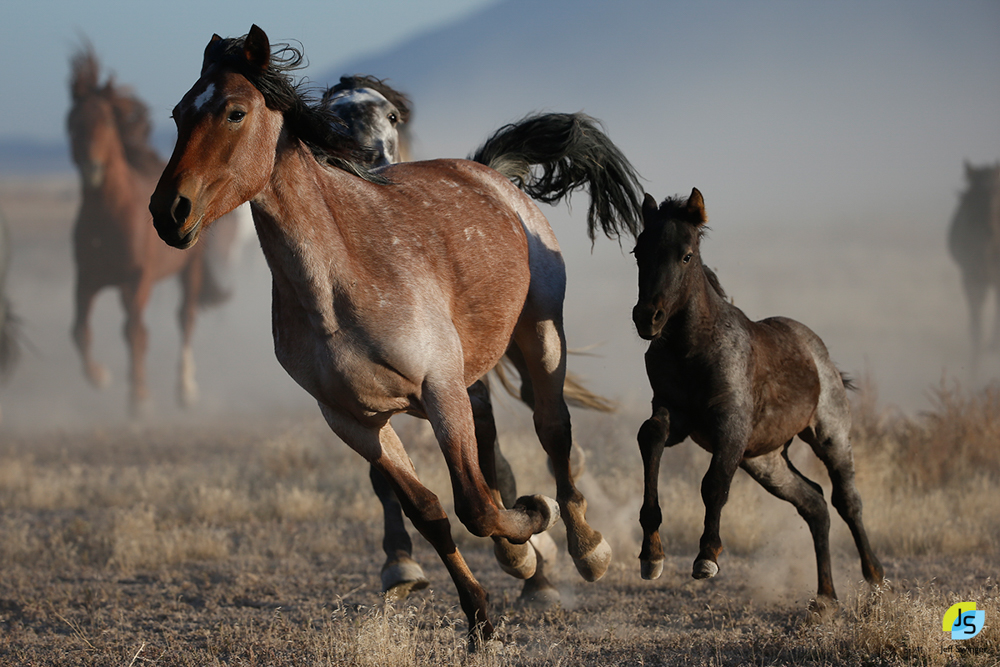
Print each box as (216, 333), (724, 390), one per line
(203, 36), (384, 183)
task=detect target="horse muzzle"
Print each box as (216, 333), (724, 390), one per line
(632, 303), (666, 341)
(150, 192), (201, 249)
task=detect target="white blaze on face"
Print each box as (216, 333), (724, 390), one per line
(194, 83), (216, 112)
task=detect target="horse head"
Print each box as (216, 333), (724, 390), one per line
(631, 188), (708, 340)
(320, 75), (412, 167)
(150, 25), (283, 249)
(67, 49), (120, 190)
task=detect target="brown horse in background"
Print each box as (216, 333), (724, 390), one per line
(948, 161), (1000, 369)
(68, 46), (235, 416)
(631, 188), (883, 609)
(149, 25), (641, 644)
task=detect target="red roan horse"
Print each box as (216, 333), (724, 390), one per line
(631, 189), (883, 609)
(149, 26), (640, 643)
(68, 46), (239, 416)
(322, 76), (628, 607)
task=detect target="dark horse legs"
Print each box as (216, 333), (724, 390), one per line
(373, 379), (560, 604)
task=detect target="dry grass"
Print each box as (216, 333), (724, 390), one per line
(0, 381), (999, 665)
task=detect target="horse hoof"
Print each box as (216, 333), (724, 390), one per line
(381, 559), (429, 601)
(517, 582), (561, 609)
(640, 558), (664, 580)
(573, 535), (612, 582)
(529, 531), (558, 566)
(692, 558), (719, 580)
(493, 537), (536, 579)
(516, 494), (560, 533)
(808, 595), (839, 622)
(88, 365), (111, 389)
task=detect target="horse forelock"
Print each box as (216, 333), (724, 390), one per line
(201, 35), (384, 182)
(70, 46), (101, 100)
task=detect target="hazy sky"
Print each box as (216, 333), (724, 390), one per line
(0, 0), (498, 142)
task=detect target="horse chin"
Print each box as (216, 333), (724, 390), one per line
(154, 218), (202, 250)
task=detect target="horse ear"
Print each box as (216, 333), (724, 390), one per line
(686, 187), (707, 224)
(202, 34), (223, 74)
(641, 193), (658, 227)
(243, 24), (271, 72)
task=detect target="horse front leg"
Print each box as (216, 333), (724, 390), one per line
(72, 277), (110, 388)
(176, 258), (203, 408)
(637, 404), (683, 580)
(694, 437), (745, 580)
(119, 281), (152, 417)
(424, 377), (559, 544)
(320, 406), (495, 646)
(369, 464), (429, 599)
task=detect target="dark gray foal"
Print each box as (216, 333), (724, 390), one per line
(631, 188), (883, 606)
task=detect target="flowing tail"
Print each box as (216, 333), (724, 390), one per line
(469, 112), (644, 241)
(470, 112), (643, 411)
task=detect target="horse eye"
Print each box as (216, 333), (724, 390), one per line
(682, 253), (693, 264)
(227, 110), (246, 123)
(387, 112), (398, 124)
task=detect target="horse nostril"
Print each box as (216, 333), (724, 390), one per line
(652, 309), (666, 325)
(170, 195), (192, 225)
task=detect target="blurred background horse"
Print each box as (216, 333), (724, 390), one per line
(0, 208), (22, 422)
(948, 161), (1000, 371)
(67, 45), (250, 416)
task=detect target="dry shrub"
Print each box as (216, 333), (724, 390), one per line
(812, 581), (1000, 666)
(850, 378), (1000, 557)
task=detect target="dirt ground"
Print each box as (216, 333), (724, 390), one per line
(0, 178), (998, 665)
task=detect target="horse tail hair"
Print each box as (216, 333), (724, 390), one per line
(491, 355), (617, 413)
(469, 112), (643, 241)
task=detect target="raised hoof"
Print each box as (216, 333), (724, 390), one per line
(692, 558), (719, 580)
(515, 494), (560, 533)
(573, 535), (612, 582)
(640, 558), (664, 580)
(517, 582), (561, 609)
(493, 538), (537, 579)
(381, 559), (429, 601)
(529, 532), (558, 566)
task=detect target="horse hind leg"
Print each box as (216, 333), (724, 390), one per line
(960, 270), (987, 370)
(512, 316), (611, 582)
(801, 406), (884, 589)
(741, 445), (837, 607)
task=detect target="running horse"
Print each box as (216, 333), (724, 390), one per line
(149, 26), (641, 643)
(631, 189), (883, 609)
(321, 77), (624, 606)
(0, 209), (21, 422)
(68, 46), (242, 415)
(948, 161), (1000, 369)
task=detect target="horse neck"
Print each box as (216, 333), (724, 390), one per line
(250, 139), (363, 293)
(660, 266), (727, 352)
